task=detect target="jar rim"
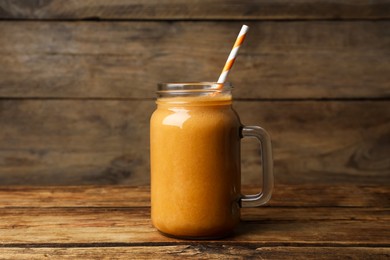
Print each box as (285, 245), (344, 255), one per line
(157, 82), (232, 94)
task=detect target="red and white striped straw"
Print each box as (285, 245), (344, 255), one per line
(217, 25), (249, 84)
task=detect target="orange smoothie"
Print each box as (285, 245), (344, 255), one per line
(150, 94), (242, 238)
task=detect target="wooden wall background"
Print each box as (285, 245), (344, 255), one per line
(0, 0), (389, 186)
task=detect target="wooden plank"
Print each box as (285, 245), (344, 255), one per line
(0, 100), (152, 185)
(1, 207), (389, 223)
(0, 0), (389, 20)
(0, 186), (151, 208)
(0, 185), (388, 208)
(0, 246), (389, 260)
(0, 100), (389, 185)
(237, 101), (390, 185)
(0, 185), (388, 257)
(0, 21), (389, 99)
(241, 207), (390, 222)
(0, 207), (388, 244)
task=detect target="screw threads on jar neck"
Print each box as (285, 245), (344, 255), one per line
(157, 82), (232, 98)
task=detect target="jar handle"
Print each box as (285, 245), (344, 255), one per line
(240, 126), (274, 208)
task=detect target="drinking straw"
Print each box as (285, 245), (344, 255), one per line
(217, 25), (249, 84)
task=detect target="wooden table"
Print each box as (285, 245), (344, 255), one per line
(0, 184), (389, 259)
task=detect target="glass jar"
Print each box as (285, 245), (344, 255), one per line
(150, 82), (273, 239)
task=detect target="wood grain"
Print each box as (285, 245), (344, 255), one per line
(2, 206), (388, 223)
(0, 185), (388, 258)
(1, 246), (389, 260)
(0, 100), (388, 185)
(0, 207), (388, 245)
(237, 101), (390, 185)
(0, 185), (388, 208)
(0, 21), (389, 99)
(0, 1), (388, 258)
(0, 0), (389, 20)
(0, 100), (151, 185)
